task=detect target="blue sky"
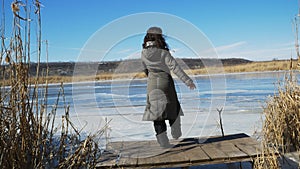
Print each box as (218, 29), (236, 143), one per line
(2, 0), (299, 62)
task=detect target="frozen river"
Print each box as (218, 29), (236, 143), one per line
(45, 71), (297, 145)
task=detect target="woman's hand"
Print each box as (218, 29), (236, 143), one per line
(188, 82), (196, 90)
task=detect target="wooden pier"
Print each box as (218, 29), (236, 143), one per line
(97, 133), (263, 169)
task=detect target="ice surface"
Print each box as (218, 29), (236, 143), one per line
(48, 71), (297, 145)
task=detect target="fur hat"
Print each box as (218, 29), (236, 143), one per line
(147, 27), (162, 34)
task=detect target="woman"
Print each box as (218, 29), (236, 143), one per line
(141, 27), (196, 148)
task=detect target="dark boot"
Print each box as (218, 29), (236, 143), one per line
(156, 132), (172, 148)
(171, 117), (182, 139)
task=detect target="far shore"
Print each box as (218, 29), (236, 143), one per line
(43, 59), (298, 84)
(1, 59), (298, 85)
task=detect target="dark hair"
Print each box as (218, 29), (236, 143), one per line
(142, 33), (169, 51)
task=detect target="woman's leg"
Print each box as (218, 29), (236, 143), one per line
(153, 120), (167, 135)
(153, 120), (172, 148)
(169, 116), (182, 139)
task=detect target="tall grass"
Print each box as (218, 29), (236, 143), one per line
(0, 1), (102, 168)
(253, 143), (280, 169)
(254, 72), (300, 168)
(190, 60), (296, 75)
(263, 75), (300, 153)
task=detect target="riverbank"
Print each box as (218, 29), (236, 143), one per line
(40, 59), (298, 84)
(1, 59), (296, 85)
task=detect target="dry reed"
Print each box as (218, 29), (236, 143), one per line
(253, 143), (280, 169)
(190, 60), (295, 75)
(263, 74), (300, 153)
(254, 72), (300, 169)
(0, 1), (102, 168)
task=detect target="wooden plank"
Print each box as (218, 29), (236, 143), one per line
(200, 144), (228, 160)
(97, 133), (265, 168)
(108, 140), (152, 158)
(105, 141), (190, 167)
(208, 136), (259, 158)
(182, 145), (211, 162)
(221, 137), (260, 146)
(200, 133), (250, 144)
(96, 159), (116, 168)
(136, 148), (190, 167)
(214, 142), (248, 158)
(116, 157), (138, 167)
(135, 143), (167, 158)
(96, 150), (120, 167)
(235, 142), (262, 157)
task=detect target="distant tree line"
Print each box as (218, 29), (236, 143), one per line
(0, 58), (252, 77)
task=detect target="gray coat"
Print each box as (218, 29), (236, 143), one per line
(141, 47), (194, 121)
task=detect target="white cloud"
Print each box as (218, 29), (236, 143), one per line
(100, 41), (297, 61)
(215, 41), (247, 52)
(196, 40), (300, 61)
(216, 42), (296, 61)
(125, 50), (141, 60)
(116, 48), (133, 54)
(199, 41), (247, 58)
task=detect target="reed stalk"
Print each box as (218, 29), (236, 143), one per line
(0, 1), (102, 168)
(254, 72), (300, 169)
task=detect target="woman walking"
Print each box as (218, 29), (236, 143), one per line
(141, 27), (196, 148)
